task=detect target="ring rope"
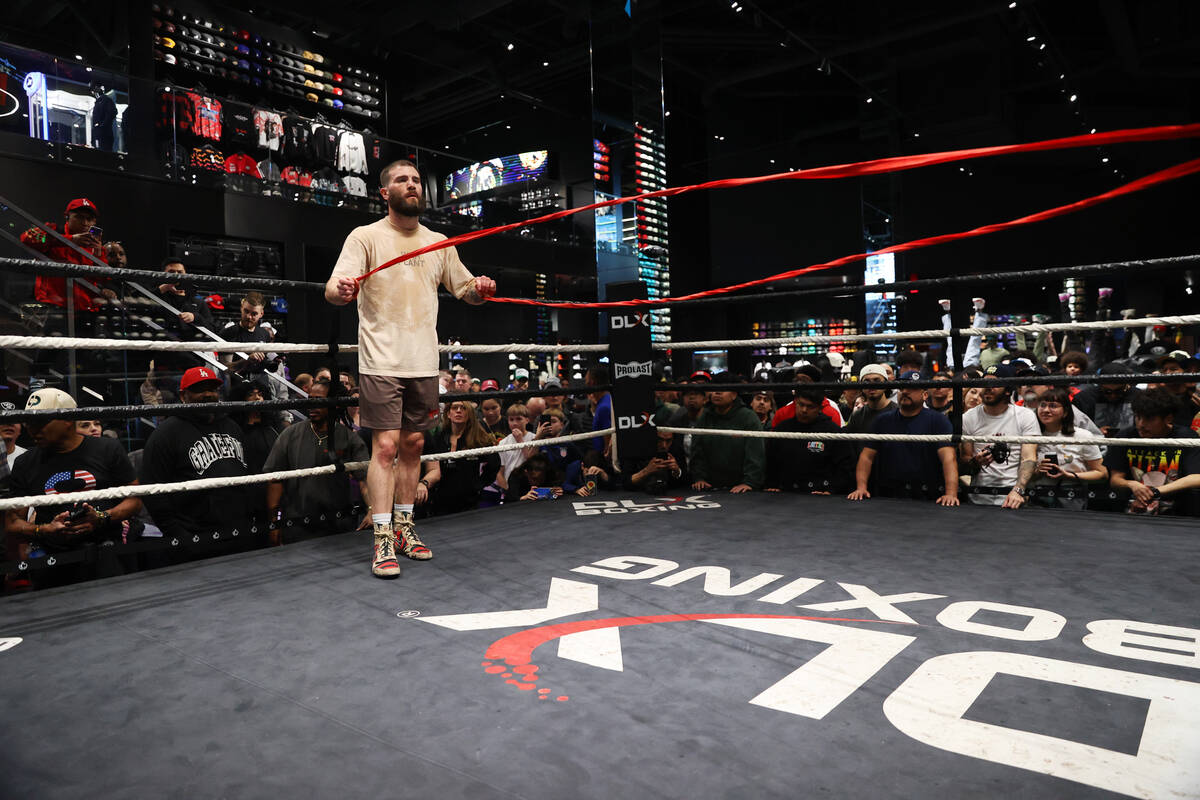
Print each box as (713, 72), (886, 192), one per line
(0, 428), (614, 512)
(2, 314), (1189, 356)
(654, 314), (1200, 351)
(0, 335), (608, 355)
(0, 255), (327, 293)
(484, 257), (1200, 310)
(659, 427), (1200, 448)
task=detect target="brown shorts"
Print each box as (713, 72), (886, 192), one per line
(357, 374), (441, 432)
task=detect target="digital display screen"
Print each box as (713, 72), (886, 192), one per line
(444, 150), (549, 200)
(450, 200), (483, 218)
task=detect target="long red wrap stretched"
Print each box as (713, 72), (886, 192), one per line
(493, 156), (1200, 309)
(355, 123), (1200, 302)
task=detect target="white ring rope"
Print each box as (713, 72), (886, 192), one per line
(654, 314), (1200, 351)
(0, 335), (609, 355)
(0, 428), (614, 511)
(659, 426), (1200, 448)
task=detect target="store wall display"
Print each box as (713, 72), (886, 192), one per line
(155, 79), (387, 215)
(151, 4), (382, 121)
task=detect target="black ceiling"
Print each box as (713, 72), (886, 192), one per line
(5, 0), (1197, 172)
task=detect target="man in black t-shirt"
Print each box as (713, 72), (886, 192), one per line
(766, 388), (854, 495)
(140, 367), (255, 541)
(220, 291), (279, 395)
(5, 388), (142, 587)
(1104, 387), (1200, 516)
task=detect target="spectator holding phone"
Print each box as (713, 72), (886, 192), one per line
(19, 198), (117, 312)
(504, 453), (564, 502)
(1030, 387), (1106, 510)
(4, 388), (142, 588)
(623, 429), (689, 494)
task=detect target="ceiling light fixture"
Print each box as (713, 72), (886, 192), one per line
(1069, 94), (1077, 102)
(506, 43), (514, 51)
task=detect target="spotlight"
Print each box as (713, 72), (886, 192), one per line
(506, 43), (514, 51)
(1069, 94), (1078, 102)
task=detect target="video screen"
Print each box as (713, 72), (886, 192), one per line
(444, 150), (549, 200)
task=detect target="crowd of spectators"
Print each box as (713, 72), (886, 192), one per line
(2, 248), (1199, 595)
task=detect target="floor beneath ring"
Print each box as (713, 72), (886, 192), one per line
(2, 494), (1197, 800)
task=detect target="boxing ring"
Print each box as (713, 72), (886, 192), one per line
(2, 122), (1200, 799)
(2, 494), (1198, 798)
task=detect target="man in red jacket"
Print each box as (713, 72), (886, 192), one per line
(18, 198), (114, 312)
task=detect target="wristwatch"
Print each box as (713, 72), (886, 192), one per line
(419, 478), (430, 489)
(1149, 486), (1162, 500)
(1012, 487), (1027, 497)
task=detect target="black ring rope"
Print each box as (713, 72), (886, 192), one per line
(0, 384), (614, 424)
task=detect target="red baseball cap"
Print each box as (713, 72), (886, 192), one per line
(180, 366), (223, 391)
(204, 294), (225, 310)
(65, 198), (98, 216)
(480, 379), (500, 391)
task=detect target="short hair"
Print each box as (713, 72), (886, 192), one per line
(542, 407), (566, 421)
(793, 387), (824, 407)
(380, 159), (419, 187)
(243, 291), (265, 308)
(1131, 387), (1178, 420)
(1059, 351), (1088, 370)
(895, 349), (924, 369)
(586, 364), (610, 385)
(506, 403), (529, 418)
(522, 453), (551, 473)
(161, 256), (185, 270)
(308, 378), (332, 394)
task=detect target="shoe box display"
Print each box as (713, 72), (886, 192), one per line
(151, 4), (382, 120)
(751, 317), (861, 357)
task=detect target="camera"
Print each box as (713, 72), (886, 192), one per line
(989, 442), (1010, 464)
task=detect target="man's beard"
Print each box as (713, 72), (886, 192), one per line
(982, 390), (1008, 407)
(389, 191), (425, 217)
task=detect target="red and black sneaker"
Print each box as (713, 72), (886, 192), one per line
(393, 513), (432, 561)
(371, 531), (401, 578)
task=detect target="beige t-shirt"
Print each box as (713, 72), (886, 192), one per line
(331, 218), (476, 377)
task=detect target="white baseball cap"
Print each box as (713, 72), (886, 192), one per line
(25, 388), (77, 411)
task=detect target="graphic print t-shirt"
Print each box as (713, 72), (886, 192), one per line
(8, 437), (136, 542)
(1103, 425), (1200, 515)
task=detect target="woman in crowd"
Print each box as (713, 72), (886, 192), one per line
(1032, 386), (1107, 510)
(427, 400), (502, 514)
